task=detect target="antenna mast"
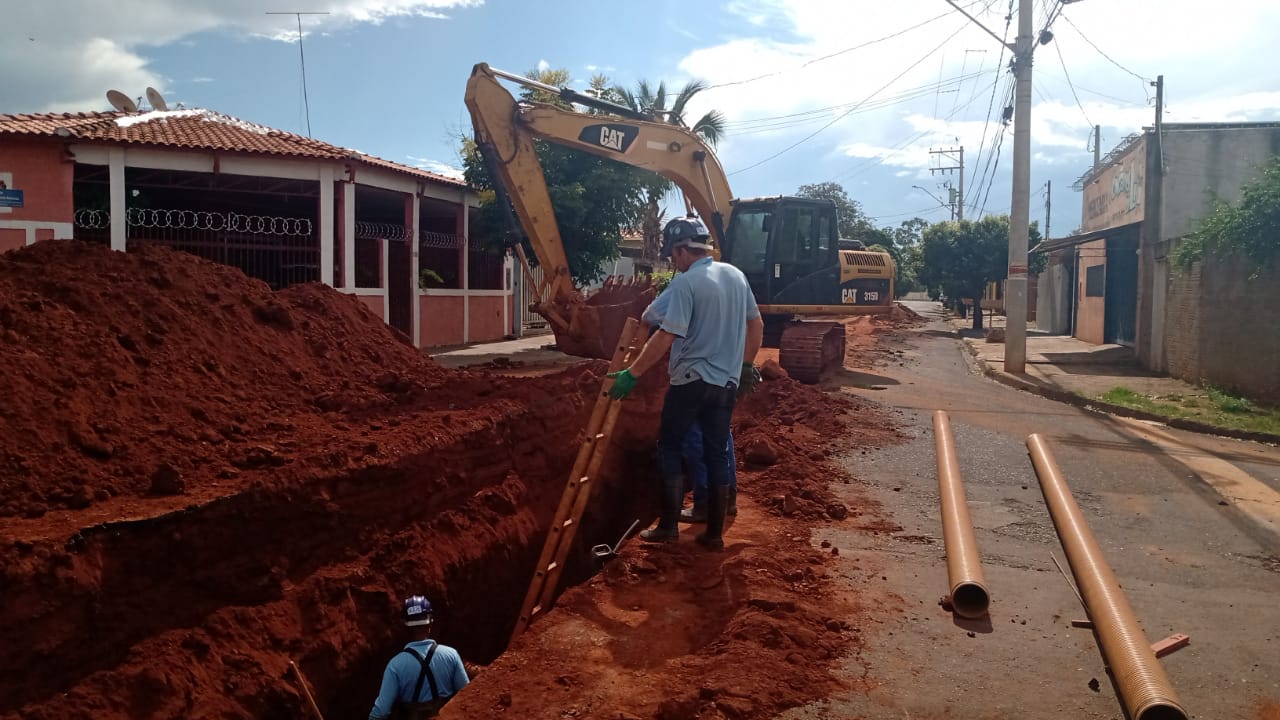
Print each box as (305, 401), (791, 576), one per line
(266, 10), (329, 137)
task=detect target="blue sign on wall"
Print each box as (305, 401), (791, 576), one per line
(0, 189), (23, 208)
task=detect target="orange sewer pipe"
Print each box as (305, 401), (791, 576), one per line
(1026, 434), (1188, 720)
(932, 411), (990, 618)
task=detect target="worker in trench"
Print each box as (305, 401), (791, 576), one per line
(641, 290), (740, 524)
(608, 216), (763, 550)
(368, 595), (469, 719)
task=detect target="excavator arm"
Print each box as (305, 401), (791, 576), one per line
(464, 63), (735, 357)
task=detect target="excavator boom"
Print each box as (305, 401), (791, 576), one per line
(464, 62), (734, 358)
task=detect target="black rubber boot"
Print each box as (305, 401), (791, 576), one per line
(696, 485), (729, 551)
(680, 503), (707, 523)
(640, 476), (682, 543)
(727, 487), (738, 516)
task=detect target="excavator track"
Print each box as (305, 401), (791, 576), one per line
(778, 321), (846, 384)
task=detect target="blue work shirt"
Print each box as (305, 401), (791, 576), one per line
(369, 639), (469, 719)
(643, 256), (759, 388)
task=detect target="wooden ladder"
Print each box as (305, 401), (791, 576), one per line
(509, 316), (641, 645)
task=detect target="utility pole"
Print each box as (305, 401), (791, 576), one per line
(929, 147), (965, 221)
(1151, 75), (1164, 172)
(1044, 180), (1051, 240)
(1002, 0), (1034, 373)
(266, 11), (330, 138)
(1093, 125), (1101, 170)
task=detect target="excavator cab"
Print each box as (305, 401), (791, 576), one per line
(722, 196), (895, 381)
(723, 197), (841, 307)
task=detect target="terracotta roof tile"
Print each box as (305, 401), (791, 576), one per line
(0, 110), (465, 188)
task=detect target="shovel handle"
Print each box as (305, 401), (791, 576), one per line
(290, 660), (326, 720)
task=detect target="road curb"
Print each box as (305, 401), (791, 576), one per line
(957, 337), (1280, 446)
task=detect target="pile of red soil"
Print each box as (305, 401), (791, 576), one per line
(0, 241), (493, 520)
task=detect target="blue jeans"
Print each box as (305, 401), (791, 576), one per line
(682, 423), (737, 507)
(656, 381), (736, 496)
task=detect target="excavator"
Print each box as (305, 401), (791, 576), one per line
(464, 63), (895, 382)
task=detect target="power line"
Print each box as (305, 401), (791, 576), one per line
(704, 7), (968, 91)
(830, 74), (998, 184)
(963, 0), (1015, 214)
(729, 21), (971, 176)
(1053, 36), (1091, 126)
(1060, 15), (1150, 85)
(266, 10), (329, 138)
(721, 70), (987, 135)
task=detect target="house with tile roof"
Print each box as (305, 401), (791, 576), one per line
(0, 108), (515, 348)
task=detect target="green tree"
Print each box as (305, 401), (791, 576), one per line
(890, 217), (929, 296)
(795, 181), (874, 240)
(918, 215), (1042, 330)
(463, 68), (668, 285)
(1173, 155), (1280, 276)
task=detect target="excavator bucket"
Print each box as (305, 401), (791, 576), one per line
(539, 276), (657, 359)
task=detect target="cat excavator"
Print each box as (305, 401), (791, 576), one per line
(464, 63), (895, 382)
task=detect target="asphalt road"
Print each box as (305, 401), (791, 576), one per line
(783, 301), (1280, 720)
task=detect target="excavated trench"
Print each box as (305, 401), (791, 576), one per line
(0, 377), (662, 720)
(0, 241), (664, 720)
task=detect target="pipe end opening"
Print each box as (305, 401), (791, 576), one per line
(951, 583), (990, 619)
(1136, 704), (1188, 720)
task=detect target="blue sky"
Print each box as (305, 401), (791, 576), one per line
(6, 0), (1280, 236)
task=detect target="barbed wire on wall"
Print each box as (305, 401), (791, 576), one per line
(72, 208), (313, 236)
(420, 230), (463, 249)
(74, 209), (110, 228)
(355, 222), (408, 241)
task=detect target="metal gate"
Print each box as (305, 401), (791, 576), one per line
(520, 262), (548, 330)
(1105, 233), (1139, 346)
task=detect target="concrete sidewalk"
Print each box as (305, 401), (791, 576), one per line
(938, 304), (1280, 444)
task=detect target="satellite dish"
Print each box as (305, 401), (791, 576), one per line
(145, 87), (168, 111)
(106, 89), (138, 112)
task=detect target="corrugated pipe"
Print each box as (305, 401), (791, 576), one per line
(1026, 434), (1188, 720)
(932, 411), (990, 618)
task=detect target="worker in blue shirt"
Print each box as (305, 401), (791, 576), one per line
(641, 285), (739, 523)
(609, 217), (763, 550)
(369, 595), (469, 719)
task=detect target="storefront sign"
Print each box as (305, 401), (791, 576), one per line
(0, 189), (24, 208)
(1081, 141), (1145, 232)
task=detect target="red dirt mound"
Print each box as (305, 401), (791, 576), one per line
(0, 241), (486, 520)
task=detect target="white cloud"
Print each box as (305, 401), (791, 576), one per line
(674, 0), (1280, 182)
(537, 59), (551, 73)
(0, 0), (483, 112)
(405, 155), (464, 179)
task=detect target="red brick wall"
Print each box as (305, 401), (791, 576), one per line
(1164, 252), (1280, 403)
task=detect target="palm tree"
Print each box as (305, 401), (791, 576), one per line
(614, 79), (726, 147)
(613, 78), (726, 259)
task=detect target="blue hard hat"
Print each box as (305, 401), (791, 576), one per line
(403, 595), (434, 627)
(661, 217), (714, 259)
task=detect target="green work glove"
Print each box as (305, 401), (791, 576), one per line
(606, 368), (639, 400)
(737, 362), (761, 397)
